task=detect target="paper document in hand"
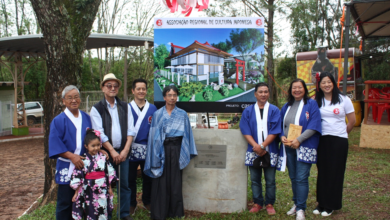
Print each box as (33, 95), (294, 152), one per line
(287, 124), (302, 141)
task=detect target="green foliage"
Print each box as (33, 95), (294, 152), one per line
(276, 56), (296, 79)
(179, 82), (204, 98)
(287, 0), (352, 52)
(75, 0), (95, 10)
(363, 52), (390, 82)
(211, 40), (233, 53)
(230, 29), (264, 56)
(203, 86), (213, 101)
(220, 85), (229, 96)
(24, 61), (47, 101)
(154, 44), (170, 70)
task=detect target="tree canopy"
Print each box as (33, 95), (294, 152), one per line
(154, 44), (170, 70)
(212, 40), (233, 53)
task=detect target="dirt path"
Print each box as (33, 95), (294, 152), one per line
(0, 139), (44, 220)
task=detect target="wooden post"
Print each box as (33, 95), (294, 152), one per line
(123, 47), (128, 101)
(363, 83), (370, 124)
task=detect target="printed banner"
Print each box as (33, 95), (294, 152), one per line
(153, 17), (265, 112)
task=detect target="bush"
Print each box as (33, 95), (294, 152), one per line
(220, 86), (229, 96)
(179, 82), (204, 98)
(203, 85), (213, 101)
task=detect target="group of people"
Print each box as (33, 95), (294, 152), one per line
(49, 71), (354, 220)
(240, 72), (355, 220)
(49, 73), (197, 220)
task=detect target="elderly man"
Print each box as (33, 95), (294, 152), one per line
(239, 82), (282, 215)
(49, 85), (92, 220)
(90, 73), (135, 220)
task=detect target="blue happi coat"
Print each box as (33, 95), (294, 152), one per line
(240, 103), (281, 167)
(144, 106), (197, 178)
(129, 102), (157, 162)
(277, 98), (322, 171)
(49, 111), (92, 184)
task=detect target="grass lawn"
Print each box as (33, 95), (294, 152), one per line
(20, 127), (390, 219)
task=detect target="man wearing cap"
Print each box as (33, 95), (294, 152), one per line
(239, 82), (281, 215)
(90, 73), (136, 220)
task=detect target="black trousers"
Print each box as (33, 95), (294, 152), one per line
(56, 184), (75, 220)
(128, 160), (152, 207)
(317, 135), (349, 210)
(151, 137), (184, 220)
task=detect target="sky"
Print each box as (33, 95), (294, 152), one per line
(154, 28), (265, 56)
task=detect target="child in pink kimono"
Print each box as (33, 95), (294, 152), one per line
(70, 129), (117, 220)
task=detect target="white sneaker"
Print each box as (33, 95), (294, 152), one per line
(321, 209), (333, 217)
(286, 204), (297, 215)
(296, 210), (305, 220)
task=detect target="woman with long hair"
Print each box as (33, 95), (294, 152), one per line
(314, 72), (355, 216)
(278, 79), (322, 220)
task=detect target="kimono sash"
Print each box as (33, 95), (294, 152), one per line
(64, 108), (83, 178)
(254, 101), (269, 151)
(130, 100), (150, 143)
(278, 99), (303, 172)
(85, 171), (105, 179)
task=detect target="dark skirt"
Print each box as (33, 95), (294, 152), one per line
(316, 135), (349, 210)
(151, 136), (184, 220)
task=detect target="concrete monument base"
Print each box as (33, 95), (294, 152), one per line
(182, 129), (247, 213)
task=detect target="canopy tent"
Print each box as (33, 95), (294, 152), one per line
(341, 0), (390, 94)
(350, 0), (390, 39)
(0, 33), (153, 131)
(0, 33), (153, 56)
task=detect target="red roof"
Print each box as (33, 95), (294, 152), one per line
(170, 40), (232, 56)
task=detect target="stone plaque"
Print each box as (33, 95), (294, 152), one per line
(194, 144), (227, 169)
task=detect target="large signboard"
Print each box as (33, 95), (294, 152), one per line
(153, 17), (265, 112)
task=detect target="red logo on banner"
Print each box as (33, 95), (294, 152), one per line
(156, 19), (162, 26)
(256, 19), (262, 26)
(333, 108), (340, 114)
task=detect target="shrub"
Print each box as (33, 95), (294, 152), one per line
(179, 82), (204, 98)
(220, 86), (229, 96)
(203, 85), (214, 101)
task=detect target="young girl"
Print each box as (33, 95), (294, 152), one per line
(70, 128), (117, 220)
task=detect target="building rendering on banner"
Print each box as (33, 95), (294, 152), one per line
(165, 41), (233, 86)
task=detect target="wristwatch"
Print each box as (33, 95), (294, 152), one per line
(260, 144), (265, 149)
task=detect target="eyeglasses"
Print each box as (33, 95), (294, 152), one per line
(64, 96), (80, 101)
(105, 84), (119, 90)
(166, 94), (178, 98)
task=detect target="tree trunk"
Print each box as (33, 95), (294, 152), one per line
(266, 0), (277, 106)
(2, 0), (9, 36)
(14, 0), (20, 35)
(29, 0), (102, 205)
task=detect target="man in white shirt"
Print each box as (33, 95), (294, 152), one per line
(90, 73), (135, 220)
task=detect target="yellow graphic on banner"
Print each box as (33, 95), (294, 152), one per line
(297, 58), (354, 84)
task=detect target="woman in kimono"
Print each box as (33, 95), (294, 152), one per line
(144, 85), (197, 220)
(278, 79), (321, 220)
(70, 129), (117, 220)
(314, 72), (355, 216)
